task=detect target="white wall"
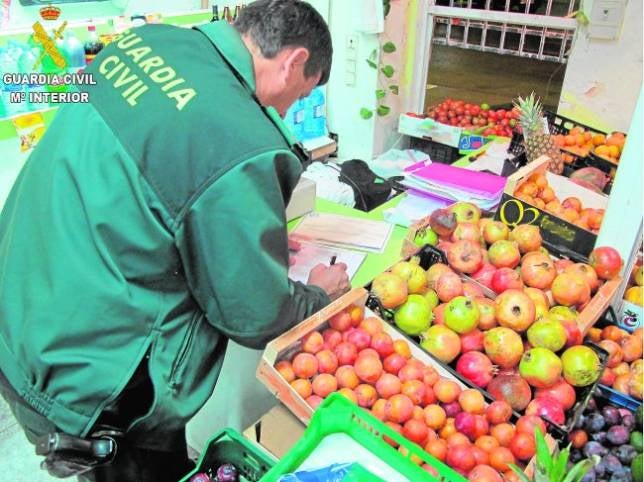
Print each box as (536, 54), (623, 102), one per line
(558, 0), (643, 132)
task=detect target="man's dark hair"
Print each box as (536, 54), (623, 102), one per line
(234, 0), (333, 86)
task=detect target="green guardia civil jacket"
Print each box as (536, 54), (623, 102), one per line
(0, 22), (329, 445)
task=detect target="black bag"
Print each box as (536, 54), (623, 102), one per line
(337, 159), (404, 212)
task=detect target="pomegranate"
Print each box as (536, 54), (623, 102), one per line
(391, 260), (428, 294)
(484, 327), (524, 368)
(445, 296), (480, 334)
(429, 208), (457, 237)
(436, 271), (464, 302)
(371, 272), (408, 309)
(509, 224), (542, 254)
(598, 339), (623, 368)
(420, 325), (461, 363)
(488, 240), (521, 269)
(460, 329), (485, 353)
(560, 345), (602, 387)
(472, 263), (497, 290)
(495, 289), (536, 332)
(463, 282), (484, 299)
(535, 379), (576, 411)
(589, 246), (623, 280)
(519, 347), (563, 388)
(456, 351), (496, 388)
(447, 240), (484, 274)
(526, 317), (567, 352)
(476, 298), (497, 330)
(483, 221), (510, 245)
(393, 294), (432, 335)
(491, 267), (524, 294)
(433, 303), (446, 325)
(426, 263), (453, 290)
(451, 222), (481, 243)
(565, 263), (600, 292)
(523, 287), (550, 320)
(451, 201), (482, 223)
(525, 397), (566, 425)
(487, 374), (532, 411)
(520, 253), (556, 290)
(551, 272), (590, 307)
(443, 401), (462, 418)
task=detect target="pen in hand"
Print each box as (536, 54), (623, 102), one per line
(330, 255), (337, 266)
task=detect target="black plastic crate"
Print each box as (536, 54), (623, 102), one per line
(544, 111), (607, 137)
(409, 137), (460, 164)
(364, 244), (609, 442)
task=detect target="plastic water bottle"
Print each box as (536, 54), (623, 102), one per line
(0, 49), (29, 116)
(18, 46), (50, 111)
(285, 98), (305, 141)
(302, 87), (327, 140)
(62, 31), (87, 73)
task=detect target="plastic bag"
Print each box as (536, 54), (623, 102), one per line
(278, 462), (356, 482)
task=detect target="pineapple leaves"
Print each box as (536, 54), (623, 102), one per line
(562, 459), (595, 482)
(551, 445), (570, 482)
(535, 427), (552, 474)
(507, 464), (531, 482)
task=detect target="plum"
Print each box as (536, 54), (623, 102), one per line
(595, 458), (607, 477)
(586, 413), (607, 433)
(571, 449), (584, 463)
(602, 454), (622, 474)
(612, 445), (638, 465)
(587, 398), (598, 412)
(619, 412), (635, 431)
(190, 474), (211, 482)
(576, 414), (588, 429)
(592, 431), (608, 444)
(608, 468), (632, 482)
(585, 441), (609, 458)
(580, 468), (596, 482)
(215, 464), (238, 482)
(602, 406), (621, 427)
(607, 426), (631, 446)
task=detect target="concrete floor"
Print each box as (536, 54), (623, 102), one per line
(424, 44), (566, 112)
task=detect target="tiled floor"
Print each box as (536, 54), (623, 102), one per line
(0, 396), (58, 481)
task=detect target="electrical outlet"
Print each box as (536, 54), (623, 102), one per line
(346, 34), (359, 50)
(589, 0), (626, 40)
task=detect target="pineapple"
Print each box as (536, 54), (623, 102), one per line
(514, 93), (564, 174)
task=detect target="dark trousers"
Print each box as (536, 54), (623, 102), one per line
(0, 366), (195, 482)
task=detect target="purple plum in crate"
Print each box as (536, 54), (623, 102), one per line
(215, 463), (238, 482)
(602, 406), (621, 427)
(618, 410), (635, 431)
(190, 474), (211, 482)
(606, 426), (630, 445)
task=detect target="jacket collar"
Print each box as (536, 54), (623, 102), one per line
(195, 21), (256, 91)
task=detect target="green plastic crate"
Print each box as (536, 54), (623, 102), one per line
(259, 393), (467, 482)
(180, 428), (276, 482)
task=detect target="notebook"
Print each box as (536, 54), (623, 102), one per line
(288, 242), (366, 284)
(406, 162), (506, 200)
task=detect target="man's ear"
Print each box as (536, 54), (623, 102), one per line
(283, 47), (310, 77)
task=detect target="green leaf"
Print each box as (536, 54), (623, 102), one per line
(360, 108), (373, 120)
(383, 0), (391, 18)
(381, 65), (395, 78)
(551, 446), (569, 482)
(574, 10), (590, 26)
(535, 427), (553, 474)
(376, 105), (391, 117)
(369, 48), (378, 60)
(366, 58), (378, 69)
(562, 459), (595, 482)
(389, 85), (399, 95)
(375, 89), (386, 100)
(382, 41), (397, 53)
(507, 464), (531, 482)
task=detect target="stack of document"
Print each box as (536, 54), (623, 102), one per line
(288, 242), (366, 284)
(401, 161), (506, 211)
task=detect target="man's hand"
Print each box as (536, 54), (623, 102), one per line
(307, 262), (350, 301)
(288, 237), (301, 266)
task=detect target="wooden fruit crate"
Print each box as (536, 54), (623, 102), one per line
(256, 287), (552, 478)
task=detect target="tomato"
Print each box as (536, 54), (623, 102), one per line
(471, 105), (481, 116)
(481, 109), (489, 118)
(478, 118), (487, 126)
(483, 128), (495, 136)
(501, 118), (509, 127)
(487, 111), (497, 121)
(496, 109), (506, 118)
(455, 107), (464, 115)
(447, 110), (456, 118)
(438, 116), (449, 124)
(505, 111), (514, 119)
(464, 110), (471, 116)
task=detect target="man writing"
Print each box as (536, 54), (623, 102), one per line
(0, 1), (348, 480)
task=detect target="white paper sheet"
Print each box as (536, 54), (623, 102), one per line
(288, 242), (366, 284)
(290, 212), (394, 254)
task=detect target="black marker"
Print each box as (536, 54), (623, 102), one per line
(330, 255), (337, 266)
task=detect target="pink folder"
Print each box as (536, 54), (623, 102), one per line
(408, 162), (506, 200)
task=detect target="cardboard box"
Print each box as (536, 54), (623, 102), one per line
(496, 156), (608, 258)
(398, 113), (462, 148)
(285, 178), (316, 222)
(619, 300), (643, 332)
(243, 404), (304, 460)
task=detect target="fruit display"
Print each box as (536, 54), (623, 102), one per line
(592, 132), (627, 165)
(512, 170), (606, 232)
(568, 398), (643, 481)
(189, 464), (239, 482)
(624, 261), (644, 308)
(553, 126), (605, 162)
(270, 301), (545, 479)
(514, 93), (564, 174)
(587, 325), (643, 400)
(423, 98), (520, 138)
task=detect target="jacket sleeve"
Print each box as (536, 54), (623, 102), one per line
(174, 149), (330, 349)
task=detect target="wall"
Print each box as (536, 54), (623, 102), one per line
(558, 0), (643, 132)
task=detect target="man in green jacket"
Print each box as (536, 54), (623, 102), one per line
(0, 1), (347, 480)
